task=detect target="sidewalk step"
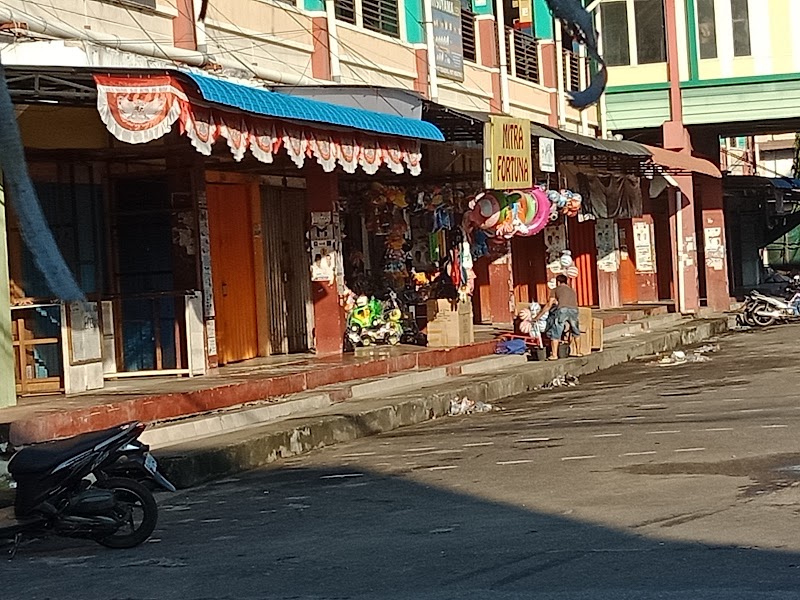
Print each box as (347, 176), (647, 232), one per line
(139, 393), (334, 449)
(156, 317), (730, 489)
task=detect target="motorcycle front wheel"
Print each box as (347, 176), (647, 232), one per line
(751, 303), (777, 327)
(96, 477), (158, 549)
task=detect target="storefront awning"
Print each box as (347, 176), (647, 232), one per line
(183, 73), (444, 142)
(93, 71), (445, 176)
(641, 144), (722, 179)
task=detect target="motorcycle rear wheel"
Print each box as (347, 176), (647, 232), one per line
(751, 303), (777, 327)
(96, 477), (158, 549)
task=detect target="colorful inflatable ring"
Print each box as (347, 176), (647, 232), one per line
(479, 192), (502, 229)
(527, 188), (552, 236)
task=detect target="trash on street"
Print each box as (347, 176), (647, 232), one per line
(449, 397), (494, 416)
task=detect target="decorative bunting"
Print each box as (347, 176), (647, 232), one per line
(93, 74), (425, 176)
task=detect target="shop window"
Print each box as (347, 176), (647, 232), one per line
(362, 0), (400, 38)
(462, 7), (477, 63)
(599, 1), (630, 67)
(696, 0), (717, 59)
(335, 0), (357, 24)
(633, 0), (666, 64)
(731, 0), (751, 57)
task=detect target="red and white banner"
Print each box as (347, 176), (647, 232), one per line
(93, 74), (423, 176)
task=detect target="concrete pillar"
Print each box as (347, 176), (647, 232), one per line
(306, 167), (345, 354)
(172, 0), (197, 50)
(0, 180), (16, 407)
(475, 15), (503, 112)
(698, 176), (730, 311)
(310, 17), (333, 80)
(668, 176), (700, 313)
(488, 253), (515, 325)
(539, 41), (560, 127)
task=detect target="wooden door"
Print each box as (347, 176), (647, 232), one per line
(512, 235), (548, 306)
(207, 184), (258, 364)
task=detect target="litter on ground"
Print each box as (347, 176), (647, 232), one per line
(449, 397), (494, 416)
(539, 374), (580, 389)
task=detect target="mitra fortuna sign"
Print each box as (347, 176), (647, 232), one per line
(484, 115), (533, 190)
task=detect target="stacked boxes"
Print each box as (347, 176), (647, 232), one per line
(426, 299), (475, 348)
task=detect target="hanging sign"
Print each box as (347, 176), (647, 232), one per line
(432, 0), (465, 81)
(539, 137), (556, 173)
(484, 116), (532, 190)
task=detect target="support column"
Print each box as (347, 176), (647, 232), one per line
(476, 13), (502, 112)
(698, 176), (730, 311)
(306, 167), (345, 354)
(0, 180), (16, 407)
(669, 175), (700, 313)
(488, 254), (515, 325)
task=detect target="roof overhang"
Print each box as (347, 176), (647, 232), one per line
(641, 144), (722, 178)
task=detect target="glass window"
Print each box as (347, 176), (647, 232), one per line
(335, 0), (356, 24)
(362, 0), (400, 38)
(696, 0), (717, 59)
(600, 1), (631, 67)
(731, 0), (751, 57)
(634, 0), (666, 64)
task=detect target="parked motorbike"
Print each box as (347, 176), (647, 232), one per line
(1, 421), (174, 556)
(742, 285), (800, 327)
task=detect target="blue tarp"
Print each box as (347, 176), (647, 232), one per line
(181, 72), (445, 142)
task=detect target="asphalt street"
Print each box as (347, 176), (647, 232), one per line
(7, 324), (800, 599)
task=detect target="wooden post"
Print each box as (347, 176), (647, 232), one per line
(0, 179), (17, 407)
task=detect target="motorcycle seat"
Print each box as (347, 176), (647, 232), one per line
(8, 423), (136, 476)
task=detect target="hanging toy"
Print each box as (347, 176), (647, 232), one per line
(560, 250), (574, 268)
(566, 264), (580, 279)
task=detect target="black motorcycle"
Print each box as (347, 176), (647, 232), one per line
(1, 421), (175, 556)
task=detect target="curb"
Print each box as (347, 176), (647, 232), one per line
(157, 318), (728, 489)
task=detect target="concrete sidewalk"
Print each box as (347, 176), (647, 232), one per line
(155, 316), (729, 489)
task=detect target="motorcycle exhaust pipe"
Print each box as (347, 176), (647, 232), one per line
(755, 309), (782, 318)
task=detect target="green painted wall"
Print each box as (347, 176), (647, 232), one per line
(606, 76), (800, 131)
(533, 0), (554, 39)
(685, 0), (699, 81)
(605, 89), (671, 130)
(0, 182), (15, 408)
(304, 0), (325, 11)
(406, 0), (425, 43)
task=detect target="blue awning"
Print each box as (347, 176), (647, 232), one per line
(180, 71), (445, 142)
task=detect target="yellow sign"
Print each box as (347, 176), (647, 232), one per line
(484, 116), (532, 190)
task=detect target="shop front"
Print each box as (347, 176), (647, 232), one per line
(5, 67), (445, 401)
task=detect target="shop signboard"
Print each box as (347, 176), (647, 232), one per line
(432, 0), (465, 81)
(484, 116), (532, 190)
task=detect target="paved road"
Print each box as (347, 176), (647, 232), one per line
(7, 325), (800, 599)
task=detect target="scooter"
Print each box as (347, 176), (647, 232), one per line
(1, 421), (175, 557)
(744, 289), (800, 327)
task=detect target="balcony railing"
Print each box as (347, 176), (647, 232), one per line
(505, 27), (541, 85)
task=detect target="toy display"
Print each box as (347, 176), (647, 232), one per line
(344, 294), (403, 349)
(467, 185), (582, 240)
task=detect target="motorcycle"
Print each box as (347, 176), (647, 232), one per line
(1, 421), (175, 556)
(743, 287), (800, 327)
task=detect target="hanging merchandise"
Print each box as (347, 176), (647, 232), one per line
(466, 184), (583, 241)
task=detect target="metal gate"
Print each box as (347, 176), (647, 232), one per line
(261, 188), (313, 354)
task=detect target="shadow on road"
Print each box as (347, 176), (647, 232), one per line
(5, 461), (800, 600)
